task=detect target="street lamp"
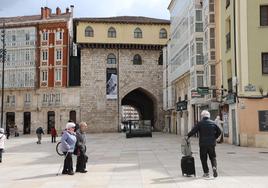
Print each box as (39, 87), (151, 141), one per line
(0, 22), (6, 128)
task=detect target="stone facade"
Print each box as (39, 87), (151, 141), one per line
(80, 48), (163, 133)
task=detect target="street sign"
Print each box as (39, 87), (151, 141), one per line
(197, 87), (209, 95)
(191, 90), (203, 98)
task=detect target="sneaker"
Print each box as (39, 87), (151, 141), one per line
(68, 171), (74, 175)
(62, 171), (68, 175)
(213, 167), (218, 177)
(203, 173), (209, 178)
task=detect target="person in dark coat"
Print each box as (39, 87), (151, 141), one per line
(50, 126), (57, 143)
(6, 125), (10, 139)
(36, 127), (45, 144)
(75, 122), (88, 173)
(187, 110), (221, 178)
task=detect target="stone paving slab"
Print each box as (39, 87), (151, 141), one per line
(1, 133), (268, 188)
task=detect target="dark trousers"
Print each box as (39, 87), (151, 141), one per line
(76, 152), (87, 171)
(200, 146), (217, 173)
(51, 136), (56, 143)
(0, 149), (3, 162)
(63, 152), (74, 173)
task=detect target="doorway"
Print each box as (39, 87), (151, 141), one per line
(23, 112), (31, 134)
(69, 110), (76, 123)
(47, 111), (55, 134)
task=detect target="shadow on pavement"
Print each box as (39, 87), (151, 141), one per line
(15, 173), (59, 180)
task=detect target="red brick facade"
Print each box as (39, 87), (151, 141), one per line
(36, 8), (71, 88)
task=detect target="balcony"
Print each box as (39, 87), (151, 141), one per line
(226, 32), (231, 50)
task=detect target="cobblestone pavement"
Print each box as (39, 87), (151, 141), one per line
(1, 132), (268, 188)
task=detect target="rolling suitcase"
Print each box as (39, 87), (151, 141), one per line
(181, 138), (196, 176)
(181, 155), (196, 176)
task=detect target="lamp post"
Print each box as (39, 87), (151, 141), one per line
(0, 22), (6, 128)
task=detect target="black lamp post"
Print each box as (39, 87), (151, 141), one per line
(0, 22), (6, 128)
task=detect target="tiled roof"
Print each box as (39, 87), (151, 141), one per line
(0, 13), (71, 25)
(74, 16), (170, 25)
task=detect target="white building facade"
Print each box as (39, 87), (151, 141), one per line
(166, 0), (207, 135)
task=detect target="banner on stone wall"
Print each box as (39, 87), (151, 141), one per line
(106, 68), (117, 99)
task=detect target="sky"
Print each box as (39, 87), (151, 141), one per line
(0, 0), (170, 19)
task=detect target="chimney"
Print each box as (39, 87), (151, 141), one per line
(44, 7), (51, 19)
(41, 7), (45, 19)
(56, 7), (61, 15)
(66, 7), (70, 13)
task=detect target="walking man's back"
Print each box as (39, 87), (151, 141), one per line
(187, 110), (221, 178)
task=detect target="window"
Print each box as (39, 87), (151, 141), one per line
(197, 75), (204, 88)
(210, 51), (216, 60)
(56, 49), (62, 60)
(210, 28), (215, 38)
(12, 35), (16, 41)
(210, 38), (215, 49)
(260, 5), (268, 26)
(56, 31), (63, 40)
(195, 23), (203, 32)
(196, 55), (204, 65)
(134, 28), (142, 38)
(262, 53), (268, 74)
(42, 50), (48, 61)
(25, 93), (31, 103)
(159, 28), (167, 39)
(42, 32), (48, 41)
(55, 93), (61, 102)
(133, 54), (142, 65)
(211, 65), (216, 86)
(196, 43), (203, 54)
(85, 26), (94, 37)
(25, 33), (30, 41)
(25, 50), (30, 61)
(55, 69), (62, 81)
(43, 94), (48, 102)
(108, 27), (116, 38)
(107, 53), (116, 64)
(196, 10), (202, 21)
(41, 70), (48, 82)
(209, 14), (215, 23)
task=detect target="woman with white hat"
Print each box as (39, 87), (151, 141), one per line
(60, 122), (77, 175)
(0, 128), (6, 163)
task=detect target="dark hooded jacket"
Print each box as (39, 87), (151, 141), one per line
(187, 117), (221, 146)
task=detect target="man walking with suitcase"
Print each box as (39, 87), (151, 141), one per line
(187, 110), (221, 178)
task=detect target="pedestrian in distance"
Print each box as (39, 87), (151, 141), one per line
(60, 122), (77, 175)
(186, 110), (221, 178)
(215, 115), (224, 143)
(36, 127), (45, 144)
(6, 125), (10, 139)
(75, 122), (88, 173)
(0, 128), (6, 163)
(14, 125), (19, 137)
(51, 126), (57, 143)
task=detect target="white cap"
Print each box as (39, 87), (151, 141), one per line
(0, 128), (4, 134)
(66, 122), (75, 129)
(201, 110), (210, 119)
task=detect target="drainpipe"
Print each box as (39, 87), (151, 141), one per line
(233, 0), (240, 146)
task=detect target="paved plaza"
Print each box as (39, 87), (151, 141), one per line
(1, 132), (268, 188)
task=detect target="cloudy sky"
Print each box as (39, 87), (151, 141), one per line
(0, 0), (170, 19)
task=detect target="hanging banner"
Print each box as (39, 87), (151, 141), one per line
(223, 112), (229, 137)
(106, 68), (117, 99)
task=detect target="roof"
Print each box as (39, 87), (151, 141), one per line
(74, 16), (170, 25)
(0, 13), (71, 25)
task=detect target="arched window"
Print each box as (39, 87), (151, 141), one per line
(108, 27), (116, 38)
(85, 26), (94, 37)
(133, 54), (142, 65)
(107, 53), (116, 64)
(159, 28), (167, 39)
(134, 28), (142, 38)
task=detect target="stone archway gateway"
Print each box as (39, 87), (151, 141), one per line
(121, 87), (156, 128)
